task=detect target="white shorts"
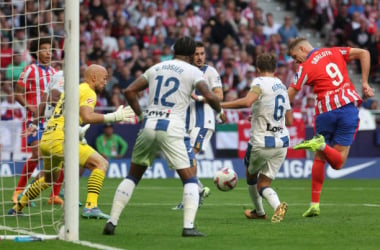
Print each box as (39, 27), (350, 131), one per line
(247, 147), (287, 180)
(132, 128), (196, 169)
(189, 127), (213, 152)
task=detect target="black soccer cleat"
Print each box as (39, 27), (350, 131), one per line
(103, 222), (116, 235)
(182, 228), (206, 237)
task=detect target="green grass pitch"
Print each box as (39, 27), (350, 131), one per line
(1, 177), (380, 250)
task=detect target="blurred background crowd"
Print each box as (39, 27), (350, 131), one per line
(0, 0), (379, 128)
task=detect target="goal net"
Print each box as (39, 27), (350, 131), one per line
(0, 0), (66, 241)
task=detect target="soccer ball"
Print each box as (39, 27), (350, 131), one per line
(213, 167), (238, 191)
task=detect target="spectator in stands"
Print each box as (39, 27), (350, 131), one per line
(331, 4), (350, 46)
(1, 81), (25, 121)
(278, 15), (299, 44)
(197, 0), (215, 21)
(96, 123), (128, 159)
(185, 4), (204, 38)
(153, 16), (167, 37)
(88, 37), (106, 62)
(5, 51), (26, 84)
(230, 6), (248, 34)
(211, 12), (239, 47)
(137, 3), (157, 31)
(263, 12), (281, 38)
(122, 25), (137, 50)
(102, 24), (119, 54)
(220, 62), (240, 100)
(348, 0), (364, 17)
(0, 36), (13, 70)
(301, 94), (316, 127)
(253, 7), (265, 26)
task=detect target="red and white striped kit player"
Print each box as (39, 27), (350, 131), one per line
(290, 47), (361, 115)
(17, 63), (57, 121)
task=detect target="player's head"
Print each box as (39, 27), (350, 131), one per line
(193, 41), (206, 68)
(287, 37), (313, 64)
(173, 36), (196, 59)
(256, 53), (277, 73)
(84, 64), (108, 93)
(30, 37), (52, 65)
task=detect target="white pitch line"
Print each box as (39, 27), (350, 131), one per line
(72, 240), (126, 250)
(100, 202), (380, 207)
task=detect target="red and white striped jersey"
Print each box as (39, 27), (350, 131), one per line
(290, 47), (361, 115)
(17, 63), (57, 120)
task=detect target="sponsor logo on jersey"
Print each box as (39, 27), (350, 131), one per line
(86, 98), (94, 104)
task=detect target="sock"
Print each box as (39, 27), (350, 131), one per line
(322, 145), (343, 170)
(260, 187), (280, 211)
(248, 184), (265, 216)
(85, 169), (105, 209)
(18, 177), (49, 210)
(108, 178), (136, 226)
(50, 170), (64, 198)
(15, 159), (39, 191)
(311, 159), (325, 203)
(183, 182), (199, 229)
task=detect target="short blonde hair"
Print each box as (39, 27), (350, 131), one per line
(287, 37), (308, 56)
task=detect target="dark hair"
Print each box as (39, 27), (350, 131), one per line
(29, 37), (52, 60)
(256, 53), (277, 73)
(195, 41), (204, 48)
(173, 36), (196, 57)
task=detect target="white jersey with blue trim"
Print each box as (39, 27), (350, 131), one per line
(186, 64), (222, 131)
(142, 59), (205, 136)
(249, 76), (291, 148)
(44, 70), (64, 122)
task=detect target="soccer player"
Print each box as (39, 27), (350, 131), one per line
(37, 70), (65, 205)
(172, 41), (224, 210)
(9, 64), (136, 219)
(220, 53), (292, 223)
(12, 37), (57, 204)
(103, 37), (224, 237)
(287, 37), (375, 217)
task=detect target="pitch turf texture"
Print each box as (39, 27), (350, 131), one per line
(1, 178), (380, 250)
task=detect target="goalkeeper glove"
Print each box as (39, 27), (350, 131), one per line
(79, 124), (90, 144)
(104, 105), (136, 123)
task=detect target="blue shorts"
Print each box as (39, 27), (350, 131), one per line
(27, 121), (44, 146)
(315, 103), (359, 146)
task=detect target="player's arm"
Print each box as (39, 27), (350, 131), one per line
(14, 83), (37, 115)
(212, 87), (223, 101)
(195, 80), (222, 113)
(287, 87), (298, 103)
(285, 110), (293, 126)
(36, 92), (48, 124)
(124, 76), (149, 121)
(347, 48), (374, 98)
(221, 86), (260, 109)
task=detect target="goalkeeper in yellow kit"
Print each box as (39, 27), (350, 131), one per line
(9, 64), (136, 219)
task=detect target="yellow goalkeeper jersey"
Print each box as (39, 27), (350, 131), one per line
(42, 82), (97, 140)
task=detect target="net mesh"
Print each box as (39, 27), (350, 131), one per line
(0, 0), (65, 239)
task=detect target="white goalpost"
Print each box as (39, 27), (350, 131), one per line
(0, 0), (78, 242)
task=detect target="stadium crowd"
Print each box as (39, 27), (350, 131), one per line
(0, 0), (379, 127)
